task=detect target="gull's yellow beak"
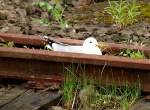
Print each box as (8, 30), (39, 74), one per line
(95, 44), (99, 47)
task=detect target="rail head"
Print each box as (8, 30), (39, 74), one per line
(0, 47), (150, 70)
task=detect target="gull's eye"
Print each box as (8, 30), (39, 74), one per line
(89, 41), (92, 43)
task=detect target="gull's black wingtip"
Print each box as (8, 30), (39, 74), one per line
(43, 35), (55, 47)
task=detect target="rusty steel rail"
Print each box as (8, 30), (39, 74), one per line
(0, 32), (149, 54)
(0, 33), (150, 91)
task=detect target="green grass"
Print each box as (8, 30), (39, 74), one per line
(119, 49), (146, 59)
(62, 65), (141, 110)
(62, 65), (78, 109)
(0, 39), (15, 48)
(32, 18), (51, 27)
(87, 84), (140, 110)
(32, 1), (68, 29)
(105, 0), (141, 28)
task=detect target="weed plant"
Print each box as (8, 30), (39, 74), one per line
(62, 65), (141, 110)
(62, 66), (78, 109)
(119, 49), (146, 59)
(105, 0), (141, 28)
(33, 1), (68, 29)
(0, 39), (34, 49)
(0, 39), (15, 47)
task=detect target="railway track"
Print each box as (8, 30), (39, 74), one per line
(0, 33), (150, 92)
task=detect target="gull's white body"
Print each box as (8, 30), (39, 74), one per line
(44, 36), (102, 55)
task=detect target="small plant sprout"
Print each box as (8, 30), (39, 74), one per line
(32, 1), (68, 29)
(33, 19), (51, 27)
(0, 39), (15, 48)
(105, 0), (141, 28)
(119, 49), (146, 59)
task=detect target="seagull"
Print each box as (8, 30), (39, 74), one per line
(43, 36), (102, 55)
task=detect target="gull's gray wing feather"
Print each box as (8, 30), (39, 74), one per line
(43, 35), (83, 53)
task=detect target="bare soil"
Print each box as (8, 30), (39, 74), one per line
(0, 0), (150, 47)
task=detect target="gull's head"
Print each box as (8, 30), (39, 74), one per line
(83, 37), (102, 55)
(83, 37), (98, 47)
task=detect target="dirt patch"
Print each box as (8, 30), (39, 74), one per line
(0, 0), (150, 46)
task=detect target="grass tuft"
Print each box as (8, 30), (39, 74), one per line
(32, 1), (68, 29)
(105, 0), (141, 28)
(62, 65), (141, 110)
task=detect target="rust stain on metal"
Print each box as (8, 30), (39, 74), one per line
(144, 95), (150, 100)
(0, 33), (44, 46)
(0, 33), (150, 92)
(0, 71), (63, 82)
(0, 47), (150, 70)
